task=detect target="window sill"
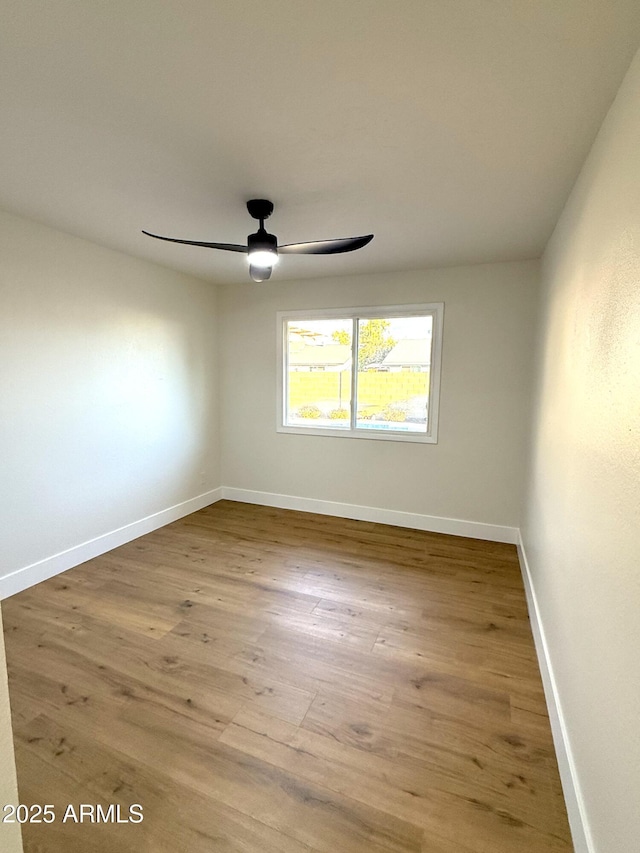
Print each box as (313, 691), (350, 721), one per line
(276, 424), (438, 444)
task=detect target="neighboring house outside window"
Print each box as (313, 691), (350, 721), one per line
(277, 304), (443, 443)
(288, 342), (351, 373)
(380, 338), (431, 373)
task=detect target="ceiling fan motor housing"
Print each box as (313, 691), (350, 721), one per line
(248, 228), (278, 254)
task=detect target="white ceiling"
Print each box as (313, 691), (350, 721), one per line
(1, 1), (639, 285)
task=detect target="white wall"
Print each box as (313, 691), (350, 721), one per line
(522, 49), (640, 853)
(219, 260), (538, 533)
(0, 609), (22, 852)
(0, 209), (220, 590)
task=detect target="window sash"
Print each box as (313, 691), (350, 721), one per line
(350, 317), (358, 431)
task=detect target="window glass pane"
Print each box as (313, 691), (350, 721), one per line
(285, 319), (352, 428)
(356, 315), (432, 433)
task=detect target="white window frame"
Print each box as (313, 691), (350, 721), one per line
(276, 303), (444, 444)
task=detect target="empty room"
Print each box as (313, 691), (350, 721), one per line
(1, 3), (639, 852)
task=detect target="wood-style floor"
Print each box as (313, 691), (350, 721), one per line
(2, 501), (573, 852)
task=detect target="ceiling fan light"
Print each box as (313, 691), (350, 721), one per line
(250, 265), (272, 282)
(248, 249), (279, 267)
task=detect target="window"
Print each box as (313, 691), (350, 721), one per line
(277, 304), (443, 443)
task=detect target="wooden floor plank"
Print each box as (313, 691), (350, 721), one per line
(2, 500), (572, 852)
(15, 714), (317, 853)
(222, 705), (569, 852)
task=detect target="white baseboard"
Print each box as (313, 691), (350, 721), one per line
(221, 487), (519, 544)
(0, 487), (224, 600)
(517, 533), (593, 853)
(0, 486), (517, 599)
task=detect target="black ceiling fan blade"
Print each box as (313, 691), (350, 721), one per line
(142, 230), (247, 252)
(278, 234), (373, 255)
(250, 265), (273, 282)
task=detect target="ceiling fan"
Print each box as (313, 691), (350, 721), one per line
(142, 199), (373, 282)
